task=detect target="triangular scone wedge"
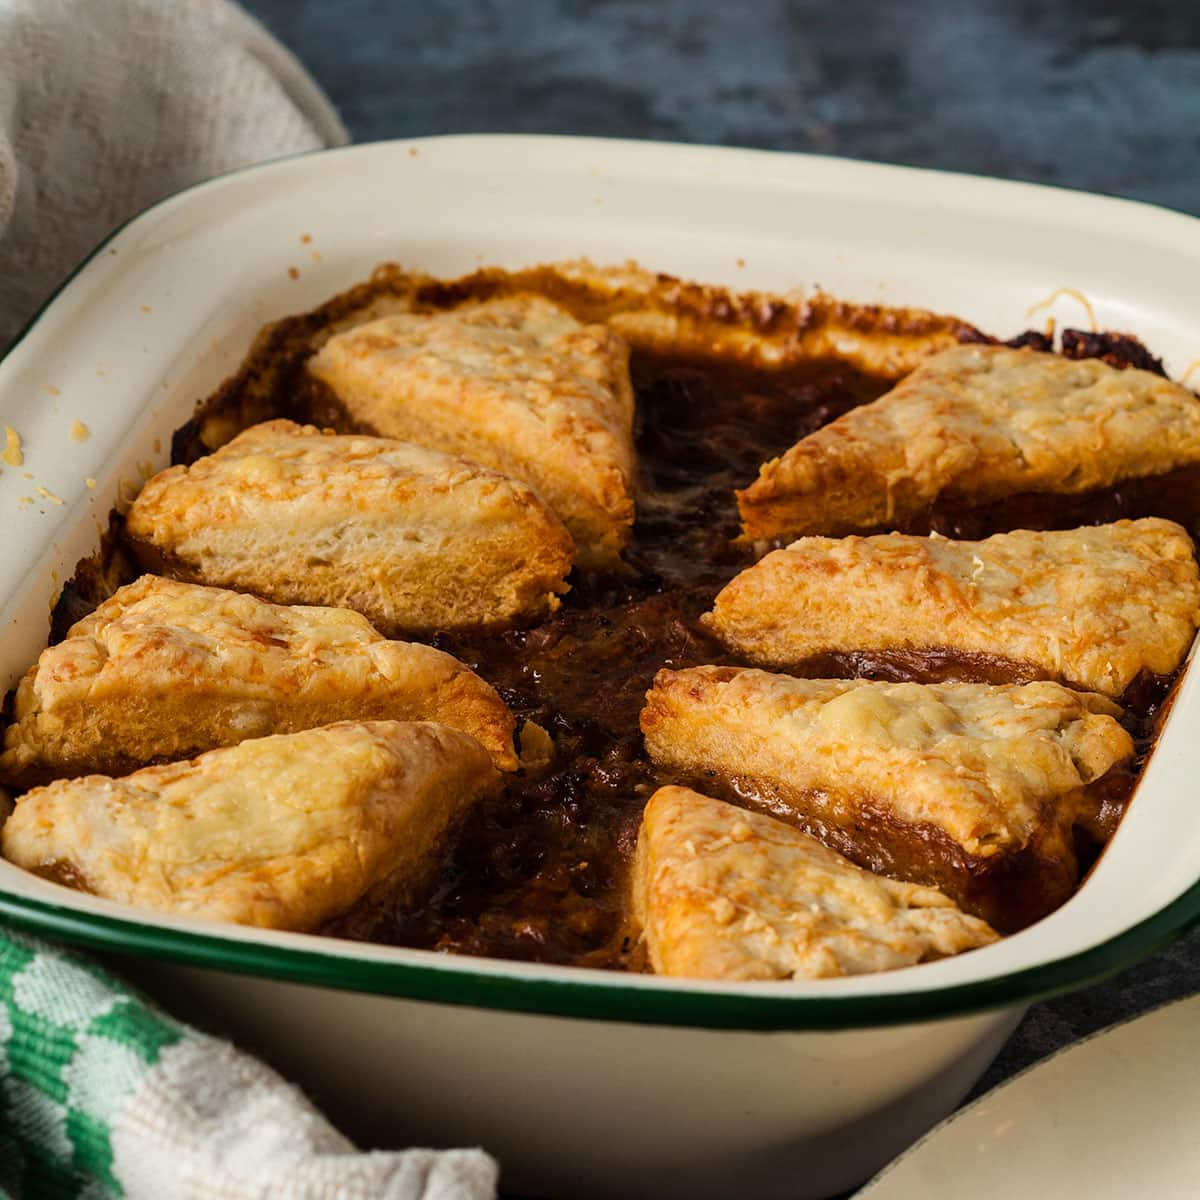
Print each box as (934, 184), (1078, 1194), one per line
(634, 787), (998, 981)
(124, 420), (573, 634)
(706, 519), (1200, 699)
(1, 721), (499, 932)
(306, 295), (636, 566)
(738, 344), (1200, 542)
(641, 669), (1134, 930)
(0, 576), (519, 789)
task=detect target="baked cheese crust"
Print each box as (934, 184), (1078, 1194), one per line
(1, 721), (499, 931)
(633, 786), (998, 981)
(124, 420), (574, 633)
(307, 294), (636, 565)
(738, 344), (1200, 541)
(640, 668), (1131, 860)
(0, 576), (519, 788)
(705, 519), (1200, 697)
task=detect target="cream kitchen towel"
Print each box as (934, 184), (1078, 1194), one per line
(0, 0), (347, 351)
(0, 3), (498, 1196)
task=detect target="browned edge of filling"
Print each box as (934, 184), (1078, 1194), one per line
(6, 757), (152, 795)
(121, 535), (212, 594)
(762, 650), (1174, 717)
(30, 861), (93, 894)
(169, 262), (990, 466)
(779, 648), (1053, 689)
(918, 464), (1200, 543)
(742, 464), (1200, 550)
(682, 770), (1128, 935)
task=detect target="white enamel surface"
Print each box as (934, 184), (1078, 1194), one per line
(861, 994), (1200, 1199)
(133, 960), (1022, 1200)
(2, 136), (1200, 1007)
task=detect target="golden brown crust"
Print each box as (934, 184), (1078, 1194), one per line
(0, 576), (519, 788)
(705, 520), (1200, 697)
(0, 721), (500, 931)
(739, 344), (1200, 542)
(431, 260), (984, 377)
(124, 420), (574, 634)
(633, 786), (998, 981)
(640, 668), (1132, 859)
(184, 260), (981, 463)
(307, 294), (636, 566)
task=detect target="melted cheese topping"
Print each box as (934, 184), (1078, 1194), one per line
(3, 426), (22, 467)
(123, 420), (574, 633)
(633, 787), (998, 980)
(707, 518), (1200, 696)
(1, 721), (499, 931)
(641, 668), (1132, 856)
(308, 295), (635, 565)
(0, 576), (519, 784)
(740, 344), (1200, 541)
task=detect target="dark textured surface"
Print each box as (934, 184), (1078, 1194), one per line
(247, 0), (1200, 214)
(241, 0), (1200, 1184)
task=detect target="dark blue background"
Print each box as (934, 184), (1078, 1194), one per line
(248, 0), (1200, 215)
(241, 0), (1200, 1172)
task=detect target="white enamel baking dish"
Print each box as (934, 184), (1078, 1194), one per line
(2, 136), (1200, 1200)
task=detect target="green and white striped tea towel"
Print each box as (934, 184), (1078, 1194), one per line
(0, 929), (498, 1199)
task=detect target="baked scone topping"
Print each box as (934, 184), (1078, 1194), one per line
(124, 419), (574, 633)
(3, 262), (1194, 977)
(738, 344), (1200, 542)
(634, 787), (998, 981)
(0, 575), (519, 788)
(641, 667), (1133, 929)
(1, 721), (500, 932)
(705, 519), (1200, 698)
(642, 668), (1131, 858)
(307, 294), (636, 565)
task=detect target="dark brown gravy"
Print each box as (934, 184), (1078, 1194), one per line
(37, 301), (1190, 969)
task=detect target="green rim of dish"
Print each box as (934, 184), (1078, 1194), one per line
(3, 140), (1200, 1032)
(1, 878), (1198, 1031)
